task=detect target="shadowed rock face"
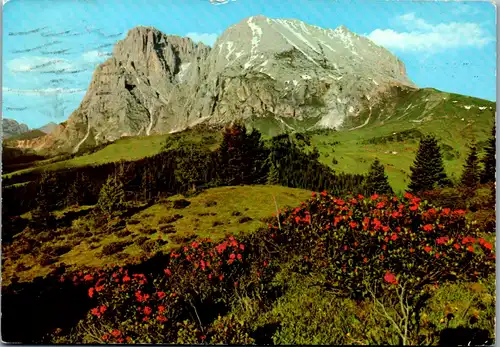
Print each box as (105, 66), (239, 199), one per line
(31, 16), (416, 153)
(3, 118), (29, 138)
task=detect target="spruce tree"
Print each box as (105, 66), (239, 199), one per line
(174, 143), (211, 192)
(98, 172), (126, 218)
(217, 122), (268, 185)
(408, 135), (449, 193)
(481, 125), (496, 184)
(365, 159), (393, 195)
(32, 171), (58, 228)
(460, 141), (481, 188)
(266, 162), (280, 185)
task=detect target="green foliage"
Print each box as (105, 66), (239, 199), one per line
(217, 122), (268, 186)
(267, 134), (366, 195)
(173, 143), (213, 192)
(31, 171), (59, 228)
(409, 135), (449, 193)
(364, 159), (393, 195)
(481, 125), (496, 184)
(97, 171), (126, 218)
(461, 141), (481, 188)
(271, 285), (362, 345)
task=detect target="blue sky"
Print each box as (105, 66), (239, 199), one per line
(2, 0), (496, 128)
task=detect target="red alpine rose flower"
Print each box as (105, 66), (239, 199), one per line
(424, 246), (432, 253)
(384, 271), (398, 285)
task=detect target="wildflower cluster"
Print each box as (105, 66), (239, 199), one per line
(266, 191), (495, 297)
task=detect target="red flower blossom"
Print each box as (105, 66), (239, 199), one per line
(424, 246), (432, 253)
(122, 275), (131, 282)
(164, 268), (172, 276)
(91, 308), (100, 317)
(391, 233), (398, 241)
(384, 271), (398, 285)
(312, 192), (316, 197)
(435, 253), (440, 259)
(382, 226), (390, 233)
(102, 334), (109, 341)
(404, 192), (413, 199)
(344, 245), (348, 251)
(158, 305), (165, 313)
(237, 254), (242, 260)
(363, 257), (368, 263)
(219, 274), (224, 281)
(410, 248), (414, 253)
(99, 305), (107, 314)
(83, 274), (94, 282)
(410, 204), (418, 211)
(454, 243), (461, 250)
(467, 246), (474, 253)
(321, 190), (328, 197)
(380, 255), (384, 260)
(157, 291), (166, 299)
(382, 245), (387, 250)
(191, 241), (199, 249)
(111, 330), (121, 338)
(484, 242), (493, 250)
(436, 236), (449, 245)
(349, 221), (358, 229)
(143, 307), (152, 315)
(371, 194), (379, 201)
(88, 287), (95, 298)
(239, 244), (245, 251)
(263, 260), (268, 267)
(384, 236), (389, 243)
(157, 315), (167, 323)
(391, 211), (399, 218)
(442, 208), (451, 216)
(376, 202), (385, 209)
(423, 224), (433, 232)
(229, 253), (236, 260)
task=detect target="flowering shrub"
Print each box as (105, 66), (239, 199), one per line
(57, 236), (249, 344)
(265, 191), (495, 298)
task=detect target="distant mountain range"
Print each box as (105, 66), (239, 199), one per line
(5, 15), (494, 155)
(2, 118), (29, 139)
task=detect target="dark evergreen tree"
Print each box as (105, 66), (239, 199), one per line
(217, 122), (268, 185)
(408, 135), (449, 193)
(266, 162), (280, 185)
(481, 125), (496, 184)
(32, 171), (59, 228)
(97, 171), (126, 218)
(364, 159), (393, 195)
(460, 141), (481, 188)
(140, 164), (155, 202)
(173, 143), (212, 192)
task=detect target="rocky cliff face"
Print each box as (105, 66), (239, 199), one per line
(31, 16), (416, 153)
(2, 118), (29, 139)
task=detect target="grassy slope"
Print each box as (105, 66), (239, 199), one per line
(3, 185), (311, 285)
(311, 87), (496, 192)
(4, 87), (495, 193)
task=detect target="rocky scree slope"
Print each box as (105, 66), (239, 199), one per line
(30, 15), (415, 153)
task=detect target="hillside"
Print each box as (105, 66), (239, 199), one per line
(2, 185), (311, 286)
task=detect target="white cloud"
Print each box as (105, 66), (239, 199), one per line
(7, 56), (77, 72)
(185, 32), (219, 47)
(367, 12), (494, 52)
(82, 50), (112, 63)
(3, 87), (86, 95)
(209, 0), (237, 5)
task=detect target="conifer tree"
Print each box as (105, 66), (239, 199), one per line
(32, 171), (59, 228)
(174, 143), (211, 192)
(98, 171), (126, 218)
(266, 162), (280, 185)
(408, 135), (449, 193)
(217, 122), (268, 185)
(460, 141), (481, 188)
(364, 159), (393, 195)
(481, 125), (496, 184)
